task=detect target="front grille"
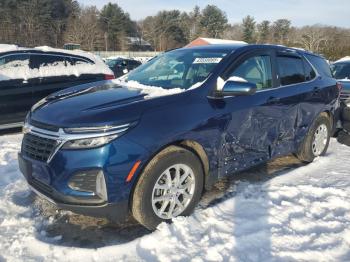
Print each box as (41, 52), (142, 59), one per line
(340, 90), (350, 103)
(22, 133), (57, 162)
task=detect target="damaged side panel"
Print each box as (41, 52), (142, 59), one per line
(216, 77), (338, 179)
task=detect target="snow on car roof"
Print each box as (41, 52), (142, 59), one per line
(0, 45), (113, 81)
(106, 56), (127, 60)
(0, 44), (103, 64)
(0, 44), (20, 53)
(335, 56), (350, 63)
(200, 38), (247, 45)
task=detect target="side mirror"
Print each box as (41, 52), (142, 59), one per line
(220, 80), (257, 97)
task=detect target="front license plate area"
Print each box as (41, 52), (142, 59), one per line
(32, 163), (51, 185)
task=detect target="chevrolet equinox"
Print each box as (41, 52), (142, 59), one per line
(18, 44), (339, 229)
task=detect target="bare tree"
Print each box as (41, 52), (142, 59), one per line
(64, 6), (104, 50)
(296, 26), (327, 52)
(223, 24), (243, 40)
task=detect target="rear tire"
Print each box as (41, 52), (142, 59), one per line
(296, 113), (331, 162)
(337, 130), (350, 146)
(131, 146), (203, 230)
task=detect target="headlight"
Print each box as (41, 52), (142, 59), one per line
(61, 122), (135, 149)
(62, 134), (118, 149)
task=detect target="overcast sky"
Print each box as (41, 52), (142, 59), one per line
(78, 0), (349, 28)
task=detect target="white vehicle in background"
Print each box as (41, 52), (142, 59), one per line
(331, 56), (350, 105)
(332, 56), (350, 146)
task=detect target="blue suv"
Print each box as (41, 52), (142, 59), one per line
(18, 44), (339, 229)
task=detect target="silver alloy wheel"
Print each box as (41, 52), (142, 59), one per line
(312, 124), (328, 156)
(151, 164), (196, 220)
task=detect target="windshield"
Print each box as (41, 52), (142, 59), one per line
(331, 63), (350, 79)
(126, 49), (229, 89)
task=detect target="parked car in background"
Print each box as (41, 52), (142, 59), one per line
(19, 44), (339, 230)
(105, 57), (142, 77)
(331, 57), (350, 105)
(0, 45), (114, 130)
(332, 57), (350, 146)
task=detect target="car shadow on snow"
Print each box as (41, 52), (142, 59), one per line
(31, 154), (305, 250)
(199, 154), (306, 261)
(32, 198), (151, 248)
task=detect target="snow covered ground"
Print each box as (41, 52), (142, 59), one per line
(0, 133), (350, 261)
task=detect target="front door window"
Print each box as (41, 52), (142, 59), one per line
(229, 55), (273, 90)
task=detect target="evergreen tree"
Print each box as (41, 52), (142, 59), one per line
(100, 3), (136, 50)
(242, 15), (256, 43)
(272, 19), (291, 44)
(188, 5), (202, 40)
(200, 5), (228, 38)
(257, 20), (270, 43)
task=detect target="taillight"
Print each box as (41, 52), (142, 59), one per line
(104, 74), (115, 80)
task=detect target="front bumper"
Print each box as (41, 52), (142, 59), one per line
(30, 183), (129, 221)
(18, 130), (150, 222)
(19, 152), (129, 222)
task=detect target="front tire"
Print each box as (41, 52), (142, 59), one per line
(131, 146), (204, 230)
(296, 113), (331, 162)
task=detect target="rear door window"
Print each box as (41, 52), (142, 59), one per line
(305, 54), (332, 78)
(69, 56), (92, 66)
(30, 54), (69, 70)
(277, 56), (305, 86)
(29, 54), (73, 81)
(304, 60), (316, 81)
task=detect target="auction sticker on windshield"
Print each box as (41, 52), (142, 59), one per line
(193, 57), (223, 64)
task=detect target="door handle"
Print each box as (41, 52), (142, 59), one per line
(22, 80), (28, 84)
(266, 96), (280, 103)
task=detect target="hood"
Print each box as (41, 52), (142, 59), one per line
(30, 80), (154, 128)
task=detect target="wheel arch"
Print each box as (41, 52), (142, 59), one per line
(129, 139), (212, 205)
(321, 109), (336, 135)
(177, 140), (210, 189)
